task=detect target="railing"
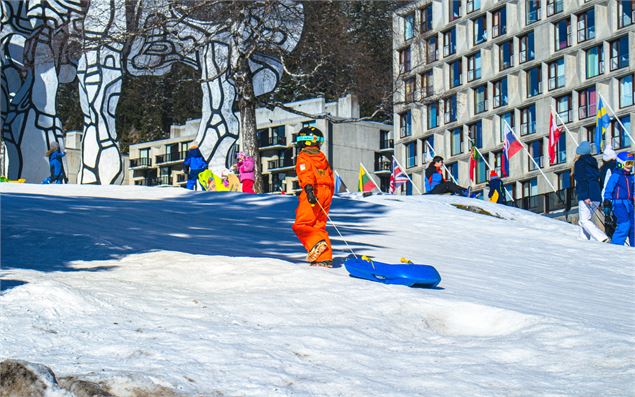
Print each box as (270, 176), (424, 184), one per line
(528, 155), (544, 171)
(548, 75), (565, 90)
(578, 104), (597, 119)
(156, 151), (186, 164)
(380, 138), (394, 150)
(375, 160), (391, 172)
(547, 0), (563, 16)
(475, 100), (487, 114)
(268, 157), (294, 170)
(510, 188), (578, 214)
(130, 157), (152, 168)
(260, 135), (287, 148)
(610, 56), (627, 71)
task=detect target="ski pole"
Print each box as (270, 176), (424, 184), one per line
(315, 200), (358, 259)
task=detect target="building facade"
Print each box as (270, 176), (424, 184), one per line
(128, 95), (393, 193)
(393, 0), (634, 211)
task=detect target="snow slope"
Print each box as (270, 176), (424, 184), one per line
(1, 184), (633, 396)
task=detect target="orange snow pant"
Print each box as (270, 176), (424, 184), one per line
(292, 186), (333, 262)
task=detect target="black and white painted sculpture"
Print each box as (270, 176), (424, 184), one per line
(0, 0), (303, 183)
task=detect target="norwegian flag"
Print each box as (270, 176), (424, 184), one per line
(548, 112), (562, 165)
(389, 158), (409, 193)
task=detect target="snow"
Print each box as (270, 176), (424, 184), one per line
(1, 183), (634, 396)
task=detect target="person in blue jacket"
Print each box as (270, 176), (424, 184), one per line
(43, 142), (66, 184)
(424, 156), (469, 195)
(487, 171), (506, 204)
(183, 145), (208, 190)
(573, 141), (608, 242)
(603, 151), (634, 246)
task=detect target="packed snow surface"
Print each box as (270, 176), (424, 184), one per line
(1, 184), (634, 396)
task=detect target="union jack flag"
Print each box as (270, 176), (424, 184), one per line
(389, 158), (409, 194)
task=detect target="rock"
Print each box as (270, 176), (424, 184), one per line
(58, 377), (114, 397)
(0, 359), (68, 397)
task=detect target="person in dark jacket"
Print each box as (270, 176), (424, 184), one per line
(487, 171), (506, 204)
(603, 151), (634, 246)
(183, 145), (208, 190)
(424, 156), (469, 195)
(599, 148), (617, 193)
(43, 142), (66, 184)
(573, 141), (608, 242)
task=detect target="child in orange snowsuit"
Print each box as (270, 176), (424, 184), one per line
(292, 127), (335, 267)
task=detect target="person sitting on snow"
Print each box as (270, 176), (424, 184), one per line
(487, 171), (506, 204)
(183, 145), (208, 190)
(292, 126), (334, 268)
(42, 142), (66, 184)
(424, 156), (469, 196)
(602, 151), (634, 246)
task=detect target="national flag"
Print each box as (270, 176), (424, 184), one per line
(469, 146), (478, 182)
(358, 164), (376, 192)
(502, 122), (523, 177)
(595, 97), (611, 154)
(334, 172), (348, 194)
(548, 112), (562, 165)
(389, 158), (409, 193)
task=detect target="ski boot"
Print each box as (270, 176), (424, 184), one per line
(307, 240), (328, 262)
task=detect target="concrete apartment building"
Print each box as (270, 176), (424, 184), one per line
(393, 0), (634, 213)
(128, 95), (393, 193)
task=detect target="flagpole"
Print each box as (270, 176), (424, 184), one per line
(392, 155), (422, 194)
(360, 162), (383, 193)
(424, 140), (460, 185)
(468, 139), (514, 202)
(504, 119), (559, 194)
(550, 105), (579, 146)
(599, 93), (634, 145)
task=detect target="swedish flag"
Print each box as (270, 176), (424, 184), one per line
(595, 97), (611, 154)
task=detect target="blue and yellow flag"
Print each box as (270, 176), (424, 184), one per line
(595, 97), (611, 154)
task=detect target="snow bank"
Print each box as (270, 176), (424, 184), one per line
(1, 184), (633, 396)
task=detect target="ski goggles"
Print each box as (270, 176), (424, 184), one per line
(296, 135), (324, 144)
(624, 160), (633, 168)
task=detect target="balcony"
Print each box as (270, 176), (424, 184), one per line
(374, 160), (391, 174)
(267, 157), (294, 172)
(156, 151), (186, 164)
(259, 135), (287, 150)
(130, 157), (152, 168)
(379, 138), (394, 151)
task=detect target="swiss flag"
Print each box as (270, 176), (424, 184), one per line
(548, 112), (562, 165)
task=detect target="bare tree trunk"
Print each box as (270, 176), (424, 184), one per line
(234, 56), (263, 193)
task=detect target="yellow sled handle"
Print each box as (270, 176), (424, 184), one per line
(400, 257), (413, 264)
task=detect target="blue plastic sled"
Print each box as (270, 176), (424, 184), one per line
(344, 255), (441, 288)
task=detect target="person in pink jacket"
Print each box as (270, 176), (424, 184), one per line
(236, 152), (256, 193)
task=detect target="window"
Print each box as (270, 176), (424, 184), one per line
(426, 36), (438, 63)
(526, 0), (541, 25)
(499, 111), (514, 142)
(476, 155), (487, 184)
(444, 95), (457, 123)
(499, 40), (513, 70)
(450, 0), (462, 21)
(494, 151), (503, 176)
(548, 58), (565, 90)
(557, 170), (571, 190)
(469, 121), (483, 148)
(447, 162), (459, 182)
(399, 46), (412, 73)
(406, 141), (417, 168)
(420, 5), (433, 33)
(450, 127), (463, 155)
(400, 111), (412, 137)
(493, 78), (508, 108)
(521, 104), (536, 135)
(443, 28), (456, 57)
(577, 8), (595, 43)
(473, 15), (487, 45)
(555, 94), (572, 123)
(610, 36), (630, 71)
(528, 140), (543, 170)
(618, 0), (634, 28)
(492, 7), (506, 38)
(619, 74), (634, 108)
(611, 115), (632, 149)
(554, 132), (566, 164)
(585, 45), (604, 78)
(422, 135), (435, 161)
(467, 0), (480, 13)
(422, 70), (434, 97)
(404, 13), (415, 40)
(585, 124), (596, 148)
(404, 78), (416, 103)
(578, 86), (597, 119)
(428, 102), (438, 129)
(380, 130), (392, 150)
(519, 31), (535, 63)
(553, 17), (571, 51)
(467, 51), (481, 81)
(522, 178), (538, 201)
(547, 0), (563, 16)
(474, 84), (488, 114)
(526, 66), (542, 97)
(449, 59), (462, 88)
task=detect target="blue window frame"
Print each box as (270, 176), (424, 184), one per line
(447, 162), (459, 182)
(451, 0), (462, 21)
(406, 142), (417, 168)
(618, 1), (633, 28)
(492, 7), (506, 38)
(585, 45), (603, 78)
(404, 13), (415, 40)
(610, 36), (630, 71)
(451, 127), (463, 155)
(493, 78), (508, 108)
(611, 115), (632, 149)
(526, 0), (541, 25)
(520, 31), (535, 63)
(521, 104), (536, 135)
(469, 121), (483, 148)
(400, 111), (412, 137)
(528, 140), (543, 170)
(474, 85), (487, 114)
(428, 102), (438, 129)
(527, 66), (542, 97)
(620, 74), (634, 108)
(444, 95), (457, 123)
(477, 155), (487, 184)
(473, 15), (487, 45)
(467, 0), (480, 13)
(450, 59), (462, 88)
(468, 51), (481, 81)
(577, 8), (595, 43)
(499, 40), (513, 70)
(444, 28), (456, 57)
(499, 111), (514, 141)
(556, 132), (566, 164)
